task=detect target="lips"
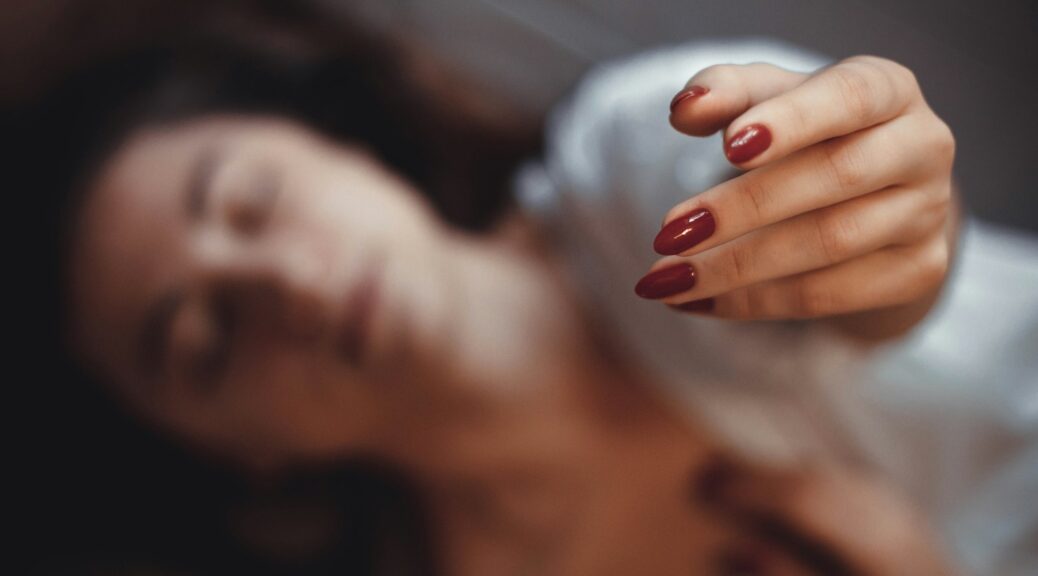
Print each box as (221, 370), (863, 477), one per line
(336, 259), (384, 366)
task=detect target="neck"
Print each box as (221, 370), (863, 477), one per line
(393, 228), (713, 575)
(399, 221), (704, 466)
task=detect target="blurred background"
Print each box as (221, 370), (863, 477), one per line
(6, 1), (1035, 574)
(341, 0), (1038, 231)
(5, 0), (1037, 230)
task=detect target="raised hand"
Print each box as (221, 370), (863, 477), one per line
(637, 57), (958, 338)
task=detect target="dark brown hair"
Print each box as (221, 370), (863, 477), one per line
(14, 2), (542, 573)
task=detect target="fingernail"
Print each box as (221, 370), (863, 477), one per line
(654, 208), (715, 255)
(669, 298), (715, 314)
(725, 124), (772, 164)
(635, 263), (696, 299)
(669, 85), (709, 114)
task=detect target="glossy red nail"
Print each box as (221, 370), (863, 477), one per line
(654, 208), (715, 255)
(725, 123), (772, 164)
(669, 85), (709, 114)
(668, 298), (715, 314)
(635, 263), (696, 300)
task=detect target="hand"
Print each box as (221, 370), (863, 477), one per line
(636, 56), (957, 338)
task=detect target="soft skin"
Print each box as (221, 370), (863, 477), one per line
(67, 67), (960, 574)
(69, 115), (601, 471)
(656, 56), (959, 340)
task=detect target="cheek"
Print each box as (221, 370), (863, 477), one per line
(303, 167), (442, 253)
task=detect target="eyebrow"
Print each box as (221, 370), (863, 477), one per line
(186, 145), (221, 218)
(137, 289), (184, 381)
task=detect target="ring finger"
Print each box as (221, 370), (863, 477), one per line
(694, 236), (948, 319)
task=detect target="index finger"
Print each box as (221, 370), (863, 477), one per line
(669, 62), (808, 137)
(722, 56), (923, 168)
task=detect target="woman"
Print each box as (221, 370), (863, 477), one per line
(21, 4), (1033, 575)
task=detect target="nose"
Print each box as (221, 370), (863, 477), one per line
(195, 240), (329, 340)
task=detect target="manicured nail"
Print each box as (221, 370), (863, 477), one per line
(669, 298), (715, 314)
(654, 208), (715, 255)
(635, 263), (696, 299)
(725, 123), (772, 164)
(669, 85), (709, 114)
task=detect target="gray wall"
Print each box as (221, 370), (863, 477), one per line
(330, 0), (1038, 232)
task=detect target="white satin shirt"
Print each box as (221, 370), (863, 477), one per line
(517, 39), (1037, 576)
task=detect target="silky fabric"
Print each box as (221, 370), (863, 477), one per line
(516, 39), (1038, 576)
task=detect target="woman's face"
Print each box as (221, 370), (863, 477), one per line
(69, 115), (471, 468)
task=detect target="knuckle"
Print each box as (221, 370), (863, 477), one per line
(896, 62), (921, 93)
(873, 55), (916, 84)
(724, 243), (758, 286)
(888, 59), (921, 96)
(829, 63), (878, 123)
(930, 117), (957, 166)
(822, 137), (869, 191)
(792, 278), (839, 317)
(815, 210), (862, 264)
(741, 286), (771, 319)
(893, 240), (949, 304)
(914, 188), (951, 237)
(849, 55), (919, 99)
(923, 181), (953, 215)
(734, 175), (774, 223)
(916, 239), (950, 292)
(725, 289), (756, 319)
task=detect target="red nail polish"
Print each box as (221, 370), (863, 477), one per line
(669, 298), (715, 313)
(635, 263), (696, 299)
(654, 208), (715, 255)
(669, 85), (709, 114)
(725, 124), (772, 164)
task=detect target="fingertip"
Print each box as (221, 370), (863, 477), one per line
(669, 85), (710, 114)
(668, 87), (733, 137)
(724, 123), (773, 165)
